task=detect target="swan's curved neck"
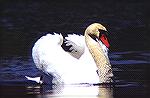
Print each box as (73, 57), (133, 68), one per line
(85, 34), (113, 83)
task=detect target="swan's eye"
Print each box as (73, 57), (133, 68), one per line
(98, 29), (108, 37)
(98, 29), (110, 48)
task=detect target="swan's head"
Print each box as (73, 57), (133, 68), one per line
(85, 23), (110, 48)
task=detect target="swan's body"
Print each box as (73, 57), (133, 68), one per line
(30, 23), (113, 84)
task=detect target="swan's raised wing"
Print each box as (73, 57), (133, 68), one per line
(61, 34), (85, 59)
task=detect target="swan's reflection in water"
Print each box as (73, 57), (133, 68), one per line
(27, 84), (113, 98)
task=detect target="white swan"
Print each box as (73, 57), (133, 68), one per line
(29, 23), (113, 84)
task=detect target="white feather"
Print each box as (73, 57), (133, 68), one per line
(25, 76), (42, 84)
(31, 33), (108, 84)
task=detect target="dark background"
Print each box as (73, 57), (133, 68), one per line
(1, 0), (149, 56)
(0, 1), (150, 98)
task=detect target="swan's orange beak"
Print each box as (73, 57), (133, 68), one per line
(99, 34), (110, 48)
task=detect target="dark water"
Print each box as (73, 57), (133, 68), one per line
(0, 0), (149, 98)
(0, 51), (149, 98)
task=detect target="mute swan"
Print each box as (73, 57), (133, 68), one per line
(28, 23), (113, 84)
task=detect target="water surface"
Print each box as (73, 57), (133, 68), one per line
(0, 51), (149, 98)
